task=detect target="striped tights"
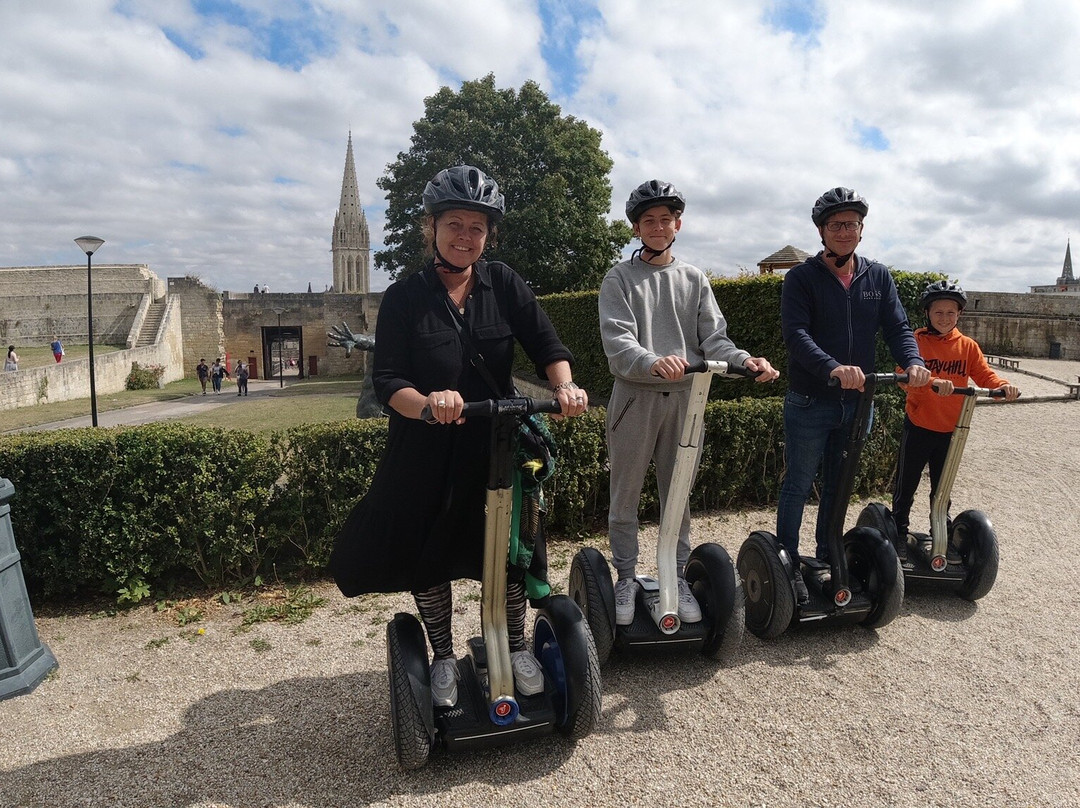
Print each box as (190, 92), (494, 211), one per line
(413, 581), (527, 659)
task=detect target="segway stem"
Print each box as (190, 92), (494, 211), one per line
(652, 360), (753, 632)
(421, 397), (562, 720)
(482, 484), (517, 714)
(928, 385), (1009, 565)
(824, 373), (906, 604)
(484, 398), (562, 720)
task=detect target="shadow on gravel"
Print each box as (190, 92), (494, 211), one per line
(6, 670), (575, 807)
(739, 623), (883, 672)
(594, 652), (723, 734)
(898, 588), (980, 622)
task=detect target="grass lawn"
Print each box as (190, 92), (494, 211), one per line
(2, 375), (365, 433)
(7, 343), (125, 370)
(175, 392), (359, 431)
(3, 378), (205, 431)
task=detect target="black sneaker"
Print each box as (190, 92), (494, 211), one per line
(792, 568), (809, 604)
(894, 531), (909, 562)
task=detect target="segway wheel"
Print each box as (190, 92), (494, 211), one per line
(386, 614), (434, 770)
(736, 531), (794, 639)
(686, 542), (744, 660)
(857, 502), (899, 546)
(533, 595), (602, 740)
(569, 548), (616, 665)
(844, 526), (904, 629)
(951, 510), (999, 601)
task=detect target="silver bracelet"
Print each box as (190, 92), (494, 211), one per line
(552, 380), (579, 393)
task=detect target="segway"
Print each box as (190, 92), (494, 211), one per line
(386, 396), (602, 770)
(570, 360), (759, 664)
(856, 384), (1011, 600)
(737, 373), (905, 639)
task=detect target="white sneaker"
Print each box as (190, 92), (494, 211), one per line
(677, 577), (703, 623)
(430, 657), (458, 707)
(615, 578), (638, 626)
(510, 650), (545, 696)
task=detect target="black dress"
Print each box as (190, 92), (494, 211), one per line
(329, 260), (573, 596)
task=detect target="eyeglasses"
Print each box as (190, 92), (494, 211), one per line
(824, 221), (862, 232)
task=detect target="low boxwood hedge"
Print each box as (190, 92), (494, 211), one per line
(1, 391), (904, 604)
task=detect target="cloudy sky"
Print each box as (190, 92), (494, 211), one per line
(2, 0), (1078, 294)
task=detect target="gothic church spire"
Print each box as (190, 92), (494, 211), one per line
(1059, 239), (1074, 284)
(332, 132), (370, 293)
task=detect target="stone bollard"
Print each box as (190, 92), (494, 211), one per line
(0, 478), (59, 700)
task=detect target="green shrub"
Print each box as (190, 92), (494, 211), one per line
(125, 362), (166, 390)
(526, 270), (944, 402)
(0, 393), (905, 605)
(266, 419), (388, 571)
(6, 268), (933, 604)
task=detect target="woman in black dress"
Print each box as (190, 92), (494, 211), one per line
(329, 165), (588, 707)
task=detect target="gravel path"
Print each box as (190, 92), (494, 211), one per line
(3, 360), (1078, 808)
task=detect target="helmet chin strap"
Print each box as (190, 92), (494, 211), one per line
(821, 233), (860, 268)
(632, 236), (676, 264)
(433, 223), (471, 273)
(823, 246), (854, 268)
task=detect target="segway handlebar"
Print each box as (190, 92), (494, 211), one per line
(827, 372), (909, 388)
(932, 383), (1014, 399)
(420, 396), (562, 422)
(683, 359), (762, 379)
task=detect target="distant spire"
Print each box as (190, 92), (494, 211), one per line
(332, 131), (371, 293)
(339, 132), (362, 223)
(1061, 239), (1074, 283)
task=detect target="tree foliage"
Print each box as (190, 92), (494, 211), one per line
(376, 74), (633, 293)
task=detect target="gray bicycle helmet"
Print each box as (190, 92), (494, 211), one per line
(811, 187), (869, 226)
(920, 279), (967, 310)
(423, 165), (505, 224)
(625, 180), (686, 224)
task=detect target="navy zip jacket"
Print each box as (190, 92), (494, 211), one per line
(781, 253), (923, 399)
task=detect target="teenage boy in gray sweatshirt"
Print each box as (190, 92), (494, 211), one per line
(599, 180), (779, 626)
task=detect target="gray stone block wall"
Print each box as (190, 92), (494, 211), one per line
(221, 290), (381, 379)
(961, 290), (1080, 359)
(168, 277), (225, 377)
(0, 265), (162, 345)
(1, 296), (185, 412)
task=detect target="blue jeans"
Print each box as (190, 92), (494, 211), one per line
(776, 391), (872, 563)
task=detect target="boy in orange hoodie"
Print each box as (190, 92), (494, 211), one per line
(892, 280), (1020, 554)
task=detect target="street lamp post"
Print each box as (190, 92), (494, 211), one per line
(74, 236), (105, 427)
(271, 307), (285, 388)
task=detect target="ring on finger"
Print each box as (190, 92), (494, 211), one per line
(437, 400), (446, 407)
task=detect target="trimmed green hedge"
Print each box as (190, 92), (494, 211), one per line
(3, 272), (933, 604)
(526, 270), (943, 401)
(2, 392), (904, 604)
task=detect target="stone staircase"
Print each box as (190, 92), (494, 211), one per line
(135, 300), (166, 347)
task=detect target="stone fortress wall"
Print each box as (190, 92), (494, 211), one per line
(0, 265), (183, 411)
(167, 276), (226, 376)
(220, 289), (381, 380)
(3, 261), (1079, 413)
(962, 291), (1080, 360)
(0, 265), (164, 345)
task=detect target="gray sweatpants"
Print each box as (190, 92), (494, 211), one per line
(606, 379), (703, 580)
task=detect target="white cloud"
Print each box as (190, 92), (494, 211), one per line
(1, 0), (1077, 294)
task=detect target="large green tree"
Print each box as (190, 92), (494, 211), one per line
(376, 74), (632, 293)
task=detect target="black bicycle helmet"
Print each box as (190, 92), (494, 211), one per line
(920, 279), (967, 310)
(811, 187), (869, 226)
(625, 180), (686, 224)
(423, 165), (505, 224)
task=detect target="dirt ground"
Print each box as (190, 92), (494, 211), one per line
(2, 359), (1078, 808)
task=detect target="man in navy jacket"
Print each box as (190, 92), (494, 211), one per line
(778, 187), (931, 602)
